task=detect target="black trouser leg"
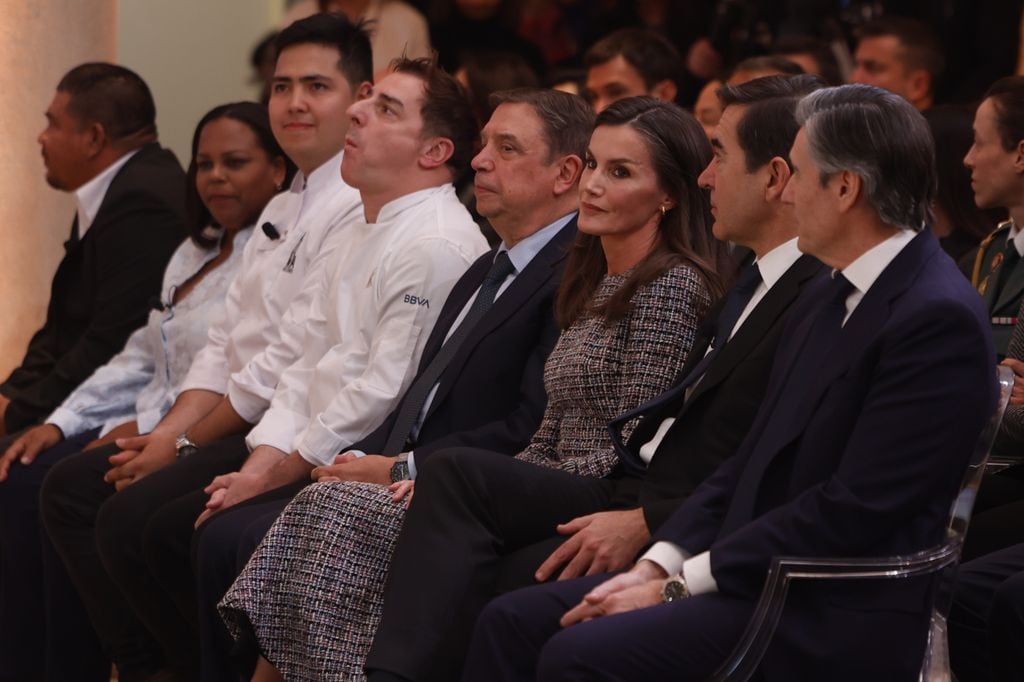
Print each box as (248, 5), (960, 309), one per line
(366, 448), (613, 682)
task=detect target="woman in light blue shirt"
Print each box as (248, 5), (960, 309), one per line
(0, 101), (294, 681)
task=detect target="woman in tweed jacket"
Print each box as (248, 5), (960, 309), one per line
(219, 97), (731, 681)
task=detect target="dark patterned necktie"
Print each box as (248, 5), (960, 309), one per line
(381, 251), (516, 455)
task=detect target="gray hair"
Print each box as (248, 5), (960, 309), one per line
(796, 84), (935, 230)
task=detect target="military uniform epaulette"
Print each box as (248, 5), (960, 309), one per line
(974, 219), (1016, 293)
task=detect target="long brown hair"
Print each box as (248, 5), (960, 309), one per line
(555, 97), (731, 328)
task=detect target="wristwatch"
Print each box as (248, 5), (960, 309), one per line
(389, 453), (411, 483)
(662, 573), (690, 603)
(175, 433), (199, 460)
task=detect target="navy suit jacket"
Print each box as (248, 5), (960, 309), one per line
(352, 219), (575, 462)
(607, 254), (826, 532)
(654, 230), (996, 678)
(1, 143), (186, 432)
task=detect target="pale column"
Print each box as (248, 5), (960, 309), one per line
(0, 1), (116, 380)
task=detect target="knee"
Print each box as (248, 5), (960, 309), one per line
(992, 571), (1024, 628)
(39, 453), (86, 530)
(536, 627), (593, 682)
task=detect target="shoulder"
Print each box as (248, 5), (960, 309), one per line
(396, 189), (485, 258)
(638, 262), (711, 304)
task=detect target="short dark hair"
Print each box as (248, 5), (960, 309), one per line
(729, 55), (805, 80)
(391, 56), (480, 177)
(858, 16), (945, 81)
(459, 49), (540, 123)
(275, 12), (373, 89)
(489, 88), (594, 162)
(984, 76), (1024, 151)
(797, 84), (936, 230)
(772, 36), (843, 86)
(56, 63), (156, 142)
(186, 102), (297, 248)
(583, 28), (681, 90)
(716, 74), (826, 171)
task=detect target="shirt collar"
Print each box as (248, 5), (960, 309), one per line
(296, 148), (345, 196)
(752, 237), (802, 290)
(839, 228), (917, 295)
(1006, 220), (1024, 257)
(499, 211), (575, 275)
(74, 149), (139, 238)
(374, 184), (454, 224)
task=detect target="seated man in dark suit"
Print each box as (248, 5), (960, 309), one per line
(967, 77), (1024, 358)
(186, 87), (590, 679)
(364, 74), (827, 682)
(0, 62), (185, 440)
(464, 84), (997, 682)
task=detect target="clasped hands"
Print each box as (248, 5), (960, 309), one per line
(312, 451), (415, 505)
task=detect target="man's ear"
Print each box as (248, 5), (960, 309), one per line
(83, 122), (107, 158)
(836, 170), (863, 213)
(553, 154), (584, 196)
(419, 137), (455, 170)
(906, 69), (931, 107)
(355, 81), (373, 100)
(649, 79), (678, 104)
(764, 157), (792, 201)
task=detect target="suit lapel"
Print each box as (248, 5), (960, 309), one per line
(423, 219), (575, 421)
(682, 255), (822, 412)
(417, 255), (491, 373)
(749, 231), (936, 468)
(993, 258), (1024, 313)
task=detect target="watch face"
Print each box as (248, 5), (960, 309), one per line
(663, 578), (687, 603)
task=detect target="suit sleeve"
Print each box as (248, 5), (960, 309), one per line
(667, 301), (997, 600)
(4, 192), (181, 431)
(413, 299), (559, 462)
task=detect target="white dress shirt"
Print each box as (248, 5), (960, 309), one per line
(182, 150), (362, 402)
(642, 228), (918, 595)
(637, 238), (804, 463)
(1007, 221), (1024, 258)
(47, 227), (253, 437)
(246, 184), (488, 465)
(74, 149), (139, 238)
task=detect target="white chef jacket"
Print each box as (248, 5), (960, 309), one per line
(181, 150), (362, 400)
(246, 183), (488, 465)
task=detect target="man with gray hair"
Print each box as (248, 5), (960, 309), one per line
(465, 84), (996, 681)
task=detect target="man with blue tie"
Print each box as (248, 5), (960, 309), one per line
(463, 84), (998, 681)
(366, 74), (828, 682)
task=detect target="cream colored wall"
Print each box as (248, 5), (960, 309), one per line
(0, 0), (117, 380)
(118, 0), (283, 165)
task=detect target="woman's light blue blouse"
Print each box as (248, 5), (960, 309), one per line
(47, 227), (253, 437)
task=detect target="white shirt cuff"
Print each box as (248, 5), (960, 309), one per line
(681, 551), (718, 595)
(245, 408), (305, 455)
(227, 380), (272, 424)
(296, 415), (347, 466)
(46, 408), (84, 439)
(640, 541), (689, 577)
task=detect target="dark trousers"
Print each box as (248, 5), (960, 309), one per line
(0, 429), (108, 682)
(366, 447), (616, 681)
(40, 434), (248, 680)
(962, 466), (1024, 561)
(463, 572), (754, 682)
(950, 542), (1024, 681)
(192, 485), (305, 682)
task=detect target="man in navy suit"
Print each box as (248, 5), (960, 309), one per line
(464, 84), (997, 681)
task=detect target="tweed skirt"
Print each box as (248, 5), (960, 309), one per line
(219, 480), (406, 681)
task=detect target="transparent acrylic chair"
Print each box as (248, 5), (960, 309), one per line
(706, 365), (1014, 682)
